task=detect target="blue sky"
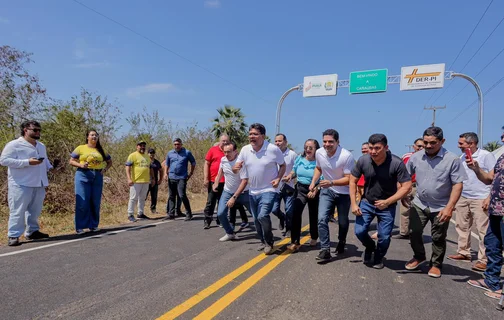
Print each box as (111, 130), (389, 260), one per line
(1, 0), (503, 157)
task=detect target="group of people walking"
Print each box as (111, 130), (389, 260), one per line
(1, 120), (504, 301)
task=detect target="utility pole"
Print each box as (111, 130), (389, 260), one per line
(405, 144), (414, 152)
(424, 105), (446, 126)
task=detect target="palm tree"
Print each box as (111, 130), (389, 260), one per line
(483, 141), (502, 152)
(211, 105), (248, 146)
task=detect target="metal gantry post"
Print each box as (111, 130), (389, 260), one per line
(275, 85), (302, 135)
(451, 73), (484, 145)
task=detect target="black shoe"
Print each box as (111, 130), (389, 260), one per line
(177, 212), (186, 218)
(363, 250), (373, 264)
(393, 234), (409, 240)
(336, 242), (345, 254)
(8, 237), (20, 246)
(316, 249), (331, 262)
(279, 217), (285, 231)
(25, 231), (49, 240)
(329, 217), (337, 223)
(164, 215), (175, 220)
(204, 221), (210, 229)
(137, 214), (151, 220)
(184, 214), (193, 221)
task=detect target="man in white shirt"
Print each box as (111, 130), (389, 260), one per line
(0, 120), (52, 246)
(233, 123), (286, 255)
(272, 133), (298, 237)
(310, 129), (355, 262)
(214, 141), (251, 241)
(448, 132), (496, 272)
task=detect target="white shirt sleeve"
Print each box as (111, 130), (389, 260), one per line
(239, 166), (248, 179)
(236, 148), (246, 164)
(483, 152), (497, 172)
(0, 141), (30, 168)
(315, 150), (321, 168)
(274, 147), (285, 165)
(343, 153), (355, 174)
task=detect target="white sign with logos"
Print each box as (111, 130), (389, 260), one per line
(400, 63), (445, 91)
(303, 74), (338, 97)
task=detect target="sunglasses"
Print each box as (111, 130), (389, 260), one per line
(415, 144), (424, 148)
(28, 128), (42, 132)
(304, 146), (314, 150)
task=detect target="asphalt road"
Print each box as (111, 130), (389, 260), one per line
(0, 209), (501, 320)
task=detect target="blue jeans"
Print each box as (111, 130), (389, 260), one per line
(7, 183), (46, 238)
(250, 192), (278, 245)
(354, 200), (397, 262)
(217, 191), (251, 235)
(271, 187), (295, 230)
(318, 189), (351, 250)
(75, 168), (103, 230)
(483, 215), (504, 291)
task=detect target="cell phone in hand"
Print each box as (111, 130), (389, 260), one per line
(464, 149), (473, 163)
(37, 157), (45, 161)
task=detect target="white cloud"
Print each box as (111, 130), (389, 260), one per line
(204, 0), (221, 8)
(126, 83), (178, 97)
(0, 17), (10, 24)
(72, 61), (110, 69)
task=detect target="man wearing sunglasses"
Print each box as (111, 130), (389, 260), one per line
(0, 120), (52, 246)
(404, 127), (467, 278)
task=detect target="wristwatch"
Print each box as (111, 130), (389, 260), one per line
(232, 195), (237, 199)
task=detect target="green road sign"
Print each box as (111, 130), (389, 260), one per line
(349, 69), (388, 94)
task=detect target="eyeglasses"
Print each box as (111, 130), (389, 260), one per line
(304, 146), (314, 150)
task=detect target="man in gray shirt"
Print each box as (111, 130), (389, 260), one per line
(404, 127), (467, 278)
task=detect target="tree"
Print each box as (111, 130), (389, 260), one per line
(0, 45), (46, 142)
(211, 105), (248, 146)
(483, 141), (502, 152)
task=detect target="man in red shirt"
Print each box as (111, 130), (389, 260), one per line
(396, 138), (424, 239)
(203, 135), (229, 229)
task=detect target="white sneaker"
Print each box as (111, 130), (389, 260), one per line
(219, 234), (236, 242)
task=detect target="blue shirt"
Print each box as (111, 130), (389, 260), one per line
(292, 155), (321, 185)
(166, 148), (196, 179)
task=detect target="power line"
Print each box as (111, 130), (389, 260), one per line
(423, 0), (494, 106)
(72, 0), (272, 104)
(431, 13), (504, 105)
(447, 74), (504, 123)
(444, 45), (504, 106)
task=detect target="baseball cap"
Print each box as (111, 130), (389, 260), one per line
(148, 148), (155, 154)
(137, 141), (146, 146)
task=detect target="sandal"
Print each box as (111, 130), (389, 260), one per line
(484, 290), (503, 300)
(287, 243), (300, 252)
(467, 279), (491, 292)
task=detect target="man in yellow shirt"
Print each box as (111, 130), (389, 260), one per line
(126, 141), (154, 222)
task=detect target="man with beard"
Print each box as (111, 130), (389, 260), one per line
(126, 141), (155, 222)
(0, 120), (52, 246)
(404, 127), (467, 278)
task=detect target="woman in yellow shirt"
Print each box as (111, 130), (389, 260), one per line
(69, 130), (112, 234)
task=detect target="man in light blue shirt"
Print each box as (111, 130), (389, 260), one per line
(0, 120), (53, 246)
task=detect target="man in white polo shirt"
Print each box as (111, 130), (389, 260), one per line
(0, 120), (53, 246)
(272, 133), (298, 237)
(447, 132), (496, 272)
(233, 123), (286, 255)
(310, 129), (355, 262)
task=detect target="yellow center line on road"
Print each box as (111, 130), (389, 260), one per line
(157, 224), (310, 320)
(193, 234), (312, 320)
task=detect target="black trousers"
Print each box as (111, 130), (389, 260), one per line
(230, 203), (249, 225)
(291, 183), (319, 244)
(167, 178), (192, 216)
(146, 183), (158, 211)
(204, 183), (224, 223)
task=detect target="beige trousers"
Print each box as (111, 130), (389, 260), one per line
(454, 196), (489, 263)
(399, 187), (416, 236)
